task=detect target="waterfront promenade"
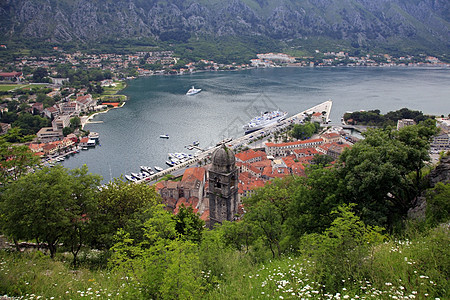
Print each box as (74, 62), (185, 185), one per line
(137, 100), (333, 184)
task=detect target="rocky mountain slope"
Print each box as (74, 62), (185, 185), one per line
(0, 0), (449, 50)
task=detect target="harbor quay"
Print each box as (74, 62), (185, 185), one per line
(137, 100), (333, 184)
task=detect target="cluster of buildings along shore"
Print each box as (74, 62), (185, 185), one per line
(0, 46), (447, 157)
(3, 87), (108, 157)
(0, 48), (448, 84)
(154, 117), (450, 224)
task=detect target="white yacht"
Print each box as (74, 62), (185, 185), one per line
(186, 86), (201, 96)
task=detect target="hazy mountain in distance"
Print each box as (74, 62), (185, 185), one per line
(0, 0), (448, 51)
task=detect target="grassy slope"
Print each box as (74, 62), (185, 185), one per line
(0, 225), (447, 299)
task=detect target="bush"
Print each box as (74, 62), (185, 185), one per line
(299, 204), (386, 292)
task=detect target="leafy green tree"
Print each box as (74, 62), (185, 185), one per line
(289, 122), (320, 140)
(60, 165), (102, 265)
(70, 116), (81, 129)
(338, 123), (436, 228)
(0, 165), (101, 259)
(18, 95), (28, 103)
(12, 113), (51, 135)
(92, 178), (162, 249)
(6, 100), (18, 112)
(299, 204), (385, 292)
(244, 177), (298, 258)
(173, 204), (204, 243)
(62, 127), (74, 136)
(32, 67), (48, 82)
(0, 138), (39, 182)
(395, 119), (438, 192)
(1, 111), (18, 124)
(220, 220), (256, 253)
(110, 205), (203, 299)
(287, 167), (344, 243)
(426, 182), (450, 226)
(311, 153), (334, 166)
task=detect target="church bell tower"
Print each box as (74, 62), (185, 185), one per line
(208, 145), (238, 228)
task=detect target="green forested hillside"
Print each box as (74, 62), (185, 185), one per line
(1, 0), (448, 56)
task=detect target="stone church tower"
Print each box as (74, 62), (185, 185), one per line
(208, 145), (239, 228)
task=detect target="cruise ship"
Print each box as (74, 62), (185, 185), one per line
(243, 110), (288, 134)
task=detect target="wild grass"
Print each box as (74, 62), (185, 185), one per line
(0, 224), (448, 299)
(207, 224), (449, 299)
(0, 250), (125, 299)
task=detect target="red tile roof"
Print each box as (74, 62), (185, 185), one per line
(251, 159), (272, 169)
(182, 167), (206, 183)
(321, 132), (340, 139)
(265, 138), (323, 148)
(154, 182), (165, 191)
(235, 149), (266, 162)
(200, 210), (209, 221)
(294, 147), (319, 156)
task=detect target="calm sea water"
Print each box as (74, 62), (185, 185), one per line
(62, 67), (450, 183)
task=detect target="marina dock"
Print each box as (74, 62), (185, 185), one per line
(186, 145), (205, 151)
(135, 100), (333, 184)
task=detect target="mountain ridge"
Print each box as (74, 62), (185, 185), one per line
(1, 0), (449, 52)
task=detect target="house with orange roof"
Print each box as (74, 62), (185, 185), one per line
(31, 102), (44, 114)
(66, 133), (78, 143)
(311, 112), (324, 123)
(174, 197), (189, 214)
(43, 106), (60, 119)
(239, 163), (262, 178)
(156, 167), (208, 214)
(42, 143), (58, 156)
(239, 179), (266, 198)
(76, 94), (95, 113)
(0, 72), (23, 81)
(200, 209), (210, 222)
(60, 101), (78, 115)
(321, 132), (341, 143)
(281, 155), (307, 176)
(28, 143), (44, 153)
(156, 180), (181, 203)
(293, 147), (319, 158)
(316, 143), (334, 155)
(235, 149), (267, 163)
(251, 159), (272, 171)
(265, 138), (323, 157)
(261, 166), (274, 179)
(61, 137), (75, 148)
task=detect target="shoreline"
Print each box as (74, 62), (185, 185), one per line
(81, 102), (126, 130)
(81, 82), (128, 129)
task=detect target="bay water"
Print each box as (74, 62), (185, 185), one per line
(62, 67), (450, 183)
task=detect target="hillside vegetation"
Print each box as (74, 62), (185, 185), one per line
(0, 120), (449, 299)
